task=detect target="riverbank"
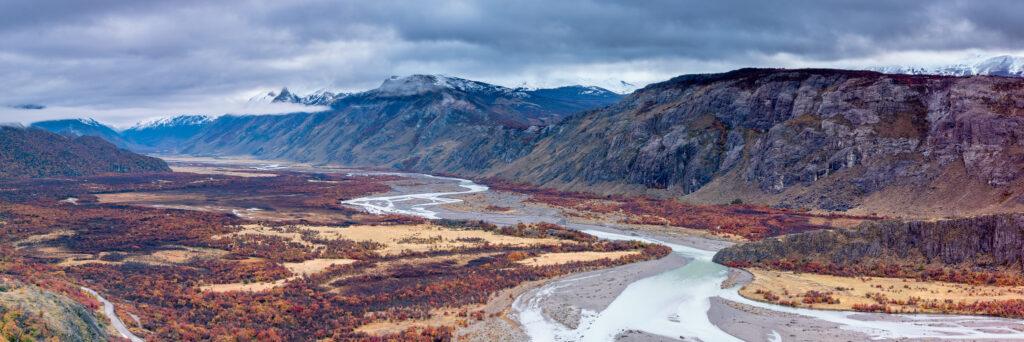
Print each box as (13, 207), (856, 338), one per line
(164, 157), (1024, 341)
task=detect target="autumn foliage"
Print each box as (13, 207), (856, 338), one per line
(485, 178), (874, 240)
(0, 171), (668, 340)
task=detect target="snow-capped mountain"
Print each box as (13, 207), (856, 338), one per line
(373, 74), (534, 98)
(121, 115), (216, 152)
(129, 115), (214, 130)
(875, 55), (1024, 77)
(250, 75), (626, 108)
(516, 79), (640, 95)
(303, 88), (347, 106)
(248, 87), (349, 106)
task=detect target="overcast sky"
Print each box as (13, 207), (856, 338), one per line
(2, 0), (1023, 127)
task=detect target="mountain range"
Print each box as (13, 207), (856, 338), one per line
(28, 68), (1024, 218)
(247, 75), (624, 110)
(34, 75), (622, 153)
(875, 55), (1024, 77)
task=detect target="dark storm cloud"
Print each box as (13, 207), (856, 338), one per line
(0, 0), (1020, 125)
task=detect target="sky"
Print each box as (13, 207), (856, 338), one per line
(2, 0), (1024, 127)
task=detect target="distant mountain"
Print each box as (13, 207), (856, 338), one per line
(249, 76), (623, 109)
(519, 85), (623, 114)
(517, 79), (640, 95)
(30, 118), (132, 149)
(181, 74), (623, 171)
(0, 126), (170, 178)
(248, 87), (349, 106)
(121, 115), (214, 152)
(29, 76), (622, 158)
(875, 55), (1024, 77)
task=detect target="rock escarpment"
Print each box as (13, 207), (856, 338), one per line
(712, 214), (1024, 269)
(492, 69), (1024, 213)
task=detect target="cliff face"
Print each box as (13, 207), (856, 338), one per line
(0, 127), (170, 178)
(713, 214), (1024, 269)
(492, 69), (1024, 213)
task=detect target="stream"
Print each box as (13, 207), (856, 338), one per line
(342, 172), (1024, 341)
(81, 286), (144, 342)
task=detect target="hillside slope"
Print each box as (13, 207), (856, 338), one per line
(121, 115), (213, 152)
(0, 278), (109, 342)
(30, 118), (133, 149)
(182, 75), (621, 172)
(0, 127), (170, 178)
(489, 68), (1024, 217)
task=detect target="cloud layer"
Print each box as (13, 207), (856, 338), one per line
(2, 0), (1022, 126)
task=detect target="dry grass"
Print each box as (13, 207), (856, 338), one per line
(355, 305), (483, 335)
(96, 192), (206, 204)
(282, 258), (357, 276)
(15, 230), (75, 247)
(137, 247), (228, 264)
(741, 268), (1024, 312)
(200, 278), (292, 293)
(170, 166), (277, 178)
(298, 224), (564, 256)
(201, 222), (572, 293)
(516, 251), (641, 267)
(200, 258), (356, 293)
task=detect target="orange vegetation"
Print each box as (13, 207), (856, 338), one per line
(485, 179), (875, 240)
(0, 171), (668, 341)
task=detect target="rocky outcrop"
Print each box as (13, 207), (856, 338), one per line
(713, 214), (1024, 268)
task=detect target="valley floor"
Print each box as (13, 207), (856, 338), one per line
(19, 155), (1024, 341)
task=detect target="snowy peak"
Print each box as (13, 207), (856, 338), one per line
(374, 74), (513, 97)
(876, 55), (1024, 77)
(302, 88), (348, 106)
(515, 79), (639, 95)
(248, 87), (349, 106)
(130, 115), (213, 130)
(272, 88), (302, 103)
(248, 90), (279, 104)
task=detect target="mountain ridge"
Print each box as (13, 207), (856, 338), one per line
(0, 126), (170, 178)
(875, 55), (1024, 77)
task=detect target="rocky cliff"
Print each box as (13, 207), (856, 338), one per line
(490, 68), (1024, 216)
(713, 214), (1024, 271)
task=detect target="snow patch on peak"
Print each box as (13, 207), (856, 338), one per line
(875, 55), (1024, 77)
(248, 90), (280, 104)
(76, 118), (104, 127)
(131, 115), (213, 130)
(375, 74), (515, 97)
(248, 87), (348, 106)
